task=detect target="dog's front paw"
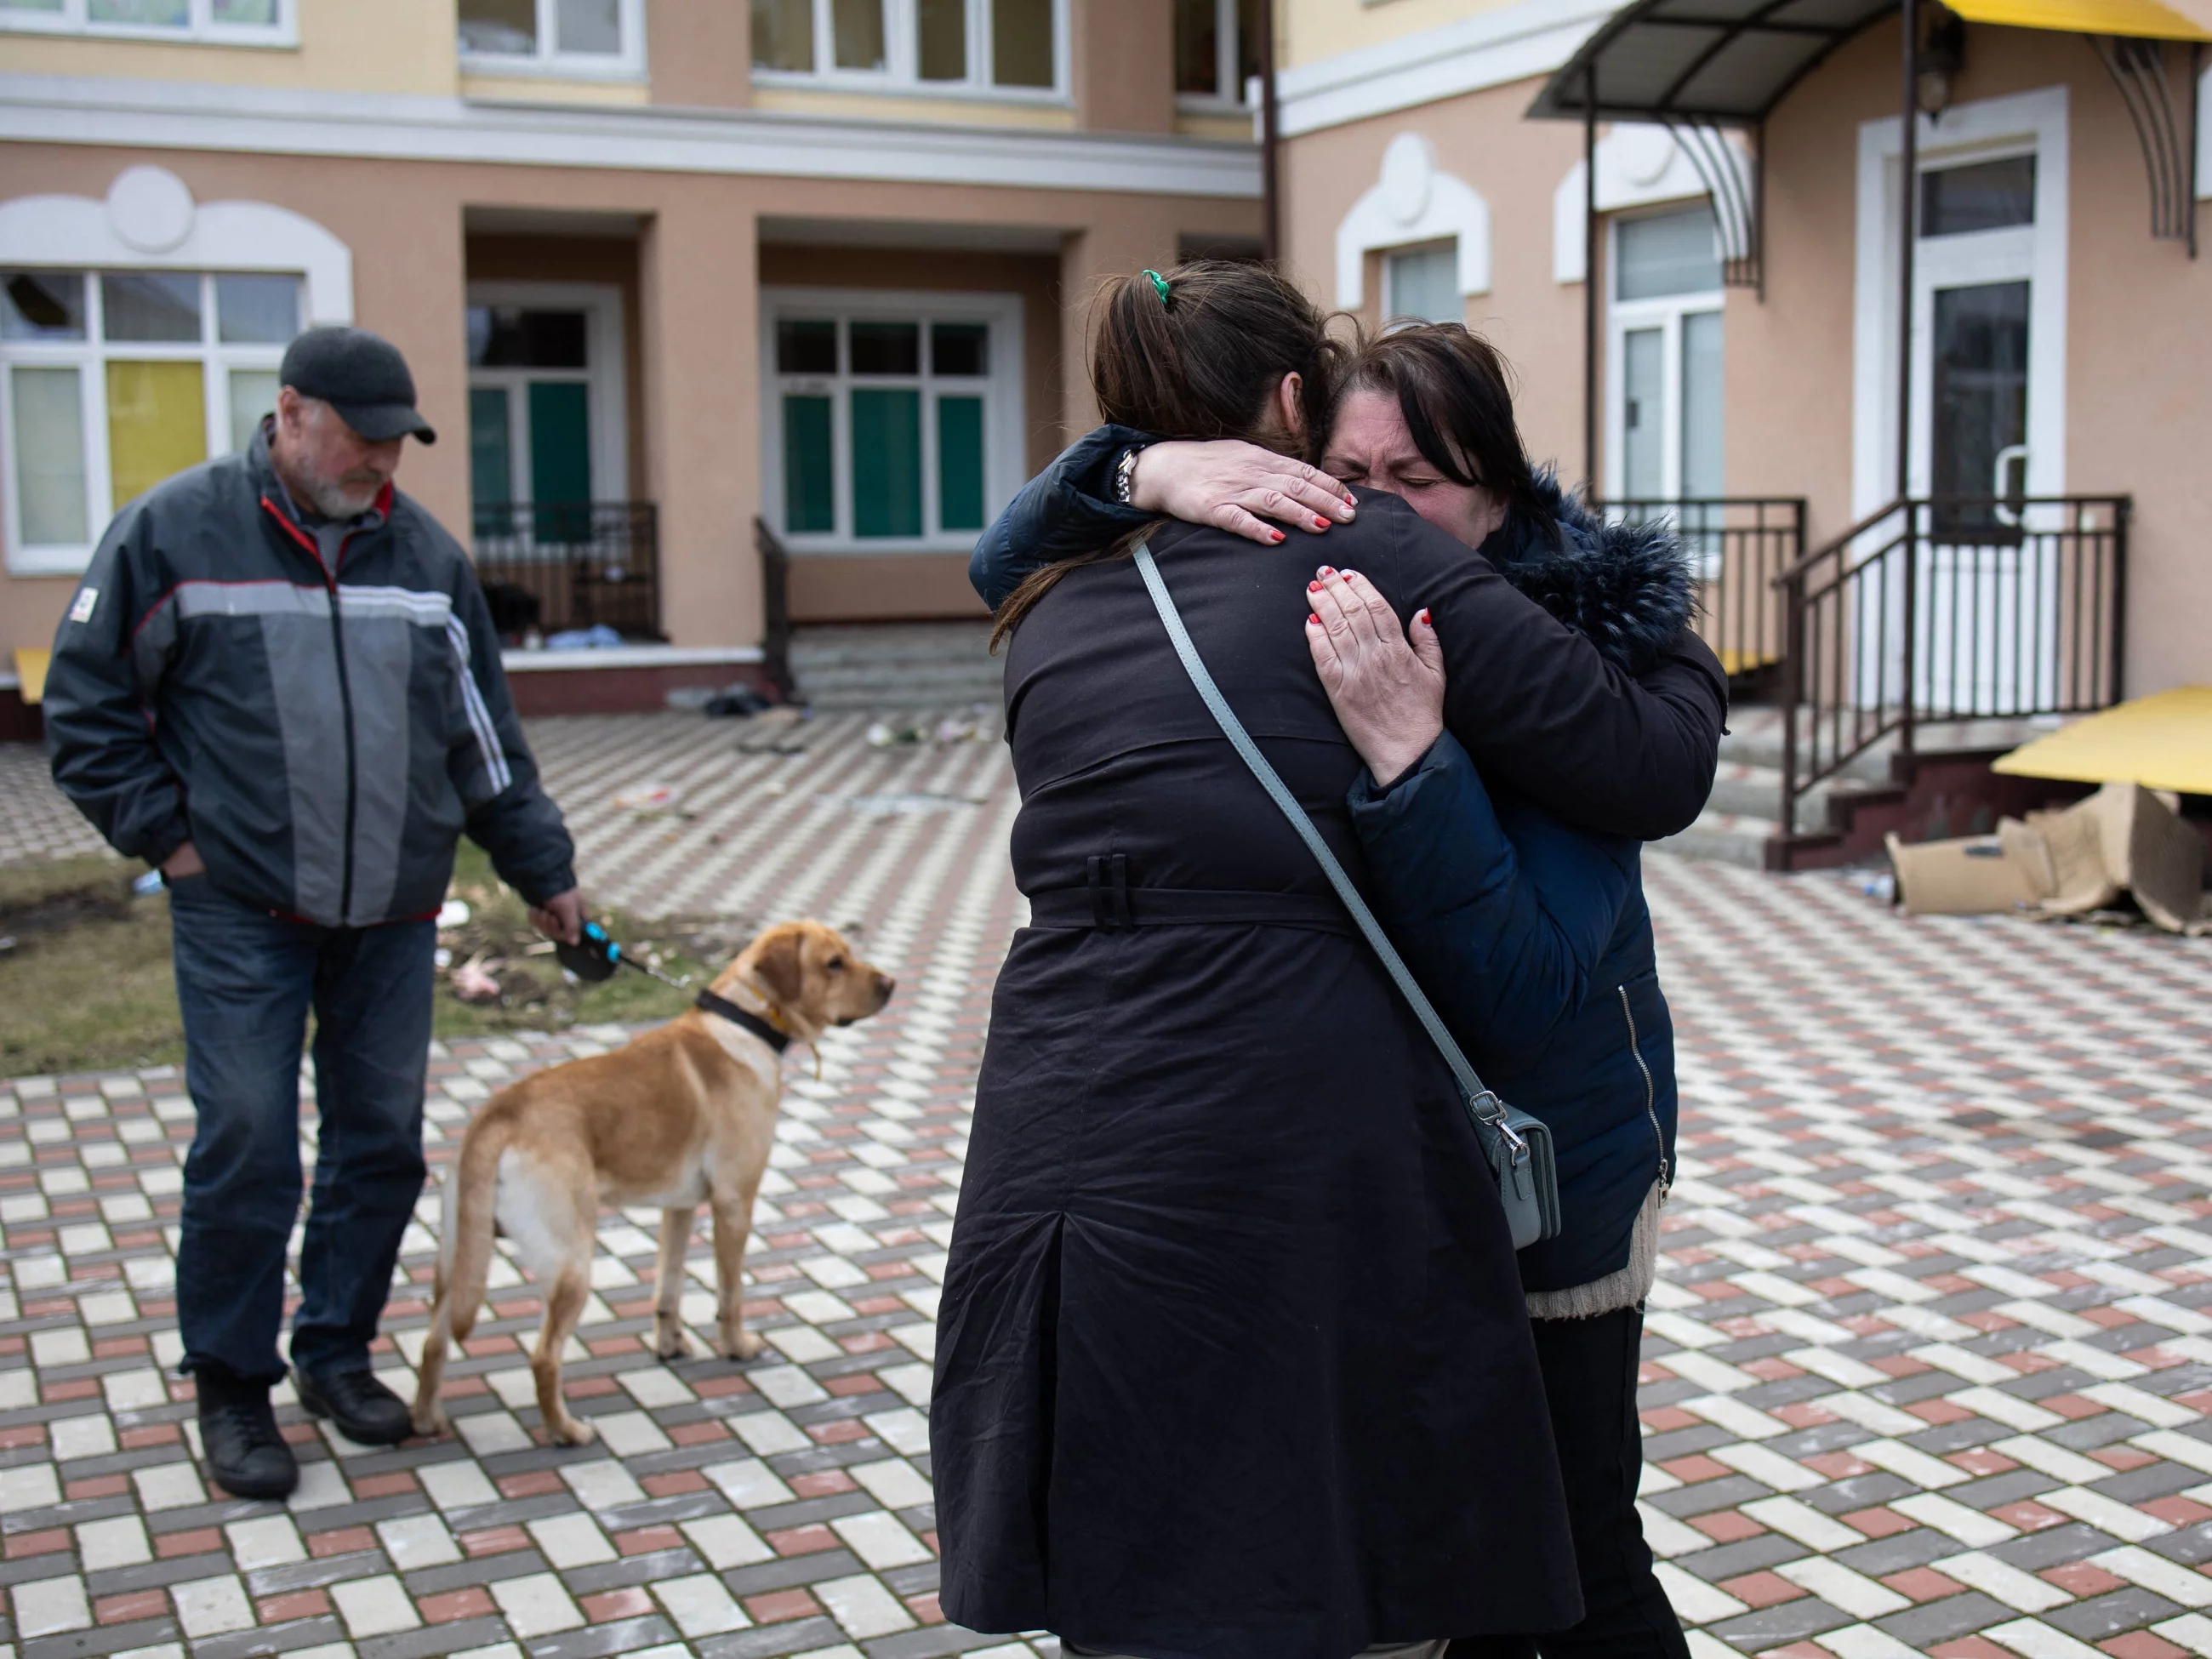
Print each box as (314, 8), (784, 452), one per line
(721, 1327), (767, 1362)
(653, 1319), (696, 1362)
(410, 1407), (453, 1440)
(548, 1414), (598, 1448)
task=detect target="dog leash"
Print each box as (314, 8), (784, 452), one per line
(559, 922), (792, 1055)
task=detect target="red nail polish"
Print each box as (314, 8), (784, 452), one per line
(1308, 581), (1321, 592)
(1271, 530), (1286, 544)
(1319, 566), (1335, 577)
(1306, 613), (1320, 625)
(1313, 516), (1330, 530)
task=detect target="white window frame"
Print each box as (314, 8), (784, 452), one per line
(750, 0), (1070, 102)
(0, 0), (291, 45)
(1382, 239), (1462, 326)
(760, 287), (1024, 556)
(1174, 0), (1249, 113)
(465, 282), (628, 510)
(1603, 207), (1725, 505)
(458, 0), (646, 80)
(1, 269), (299, 575)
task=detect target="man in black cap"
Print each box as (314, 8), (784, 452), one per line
(45, 327), (585, 1498)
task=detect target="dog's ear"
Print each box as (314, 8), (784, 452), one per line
(751, 926), (807, 1008)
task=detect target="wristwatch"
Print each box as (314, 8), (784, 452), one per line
(1113, 445), (1143, 505)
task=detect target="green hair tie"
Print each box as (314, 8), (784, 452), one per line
(1142, 269), (1171, 305)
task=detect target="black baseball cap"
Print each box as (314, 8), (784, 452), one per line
(279, 327), (437, 444)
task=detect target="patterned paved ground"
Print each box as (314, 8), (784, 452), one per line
(3, 714), (2212, 1659)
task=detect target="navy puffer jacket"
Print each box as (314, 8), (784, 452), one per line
(1352, 476), (1687, 1293)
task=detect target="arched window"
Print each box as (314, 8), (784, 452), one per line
(0, 166), (352, 575)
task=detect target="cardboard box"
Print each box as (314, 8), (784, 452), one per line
(1886, 833), (2038, 916)
(1886, 783), (2208, 934)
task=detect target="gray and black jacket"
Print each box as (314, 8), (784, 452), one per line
(45, 424), (575, 927)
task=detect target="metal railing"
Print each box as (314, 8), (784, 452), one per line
(1598, 497), (1804, 687)
(755, 516), (796, 703)
(1774, 494), (2129, 837)
(470, 501), (660, 640)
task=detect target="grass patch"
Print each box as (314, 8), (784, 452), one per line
(0, 842), (752, 1078)
(0, 854), (181, 1075)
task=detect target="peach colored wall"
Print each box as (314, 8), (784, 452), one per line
(788, 556), (989, 619)
(464, 235), (649, 501)
(0, 145), (1251, 652)
(1742, 19), (2212, 693)
(1279, 79), (1592, 482)
(647, 0), (751, 109)
(1077, 0), (1177, 134)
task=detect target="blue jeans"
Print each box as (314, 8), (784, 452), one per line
(167, 874), (435, 1382)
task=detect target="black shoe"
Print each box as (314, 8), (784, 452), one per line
(294, 1365), (412, 1445)
(197, 1371), (299, 1501)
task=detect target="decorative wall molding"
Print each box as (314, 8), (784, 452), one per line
(1551, 123), (1752, 284)
(1335, 132), (1491, 308)
(0, 72), (1262, 199)
(1277, 0), (1616, 140)
(0, 165), (354, 322)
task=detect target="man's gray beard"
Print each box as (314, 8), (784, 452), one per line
(298, 470), (380, 520)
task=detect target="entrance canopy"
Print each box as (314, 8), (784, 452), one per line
(1529, 0), (2209, 124)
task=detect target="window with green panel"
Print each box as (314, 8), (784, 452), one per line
(851, 387), (922, 539)
(938, 396), (985, 531)
(783, 394), (835, 535)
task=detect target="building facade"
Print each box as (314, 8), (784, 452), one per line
(0, 0), (1262, 707)
(1270, 0), (2212, 704)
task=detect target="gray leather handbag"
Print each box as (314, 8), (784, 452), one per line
(1135, 543), (1563, 1250)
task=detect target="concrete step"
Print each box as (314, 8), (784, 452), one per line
(790, 621), (1004, 710)
(1652, 809), (1779, 869)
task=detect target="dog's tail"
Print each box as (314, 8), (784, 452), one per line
(438, 1111), (515, 1344)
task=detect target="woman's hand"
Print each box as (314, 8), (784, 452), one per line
(1130, 440), (1357, 546)
(1305, 567), (1445, 787)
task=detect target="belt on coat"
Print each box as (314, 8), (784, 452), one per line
(1027, 854), (1356, 934)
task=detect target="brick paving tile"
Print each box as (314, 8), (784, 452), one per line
(4, 711), (2210, 1658)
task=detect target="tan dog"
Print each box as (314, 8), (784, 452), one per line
(411, 920), (893, 1446)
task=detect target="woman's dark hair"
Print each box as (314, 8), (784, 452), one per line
(1338, 324), (1559, 550)
(992, 260), (1346, 647)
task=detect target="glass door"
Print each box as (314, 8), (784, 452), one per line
(1907, 153), (2047, 712)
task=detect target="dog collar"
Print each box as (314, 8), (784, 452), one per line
(694, 989), (791, 1054)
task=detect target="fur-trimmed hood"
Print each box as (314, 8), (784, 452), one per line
(1479, 469), (1697, 678)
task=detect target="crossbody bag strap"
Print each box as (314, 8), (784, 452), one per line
(1132, 543), (1525, 1160)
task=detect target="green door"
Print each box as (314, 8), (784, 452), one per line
(528, 381), (591, 542)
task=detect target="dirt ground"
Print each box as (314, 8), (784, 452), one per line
(0, 842), (745, 1077)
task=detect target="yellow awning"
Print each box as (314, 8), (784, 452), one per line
(12, 647), (48, 706)
(1993, 685), (2212, 795)
(1943, 0), (2212, 42)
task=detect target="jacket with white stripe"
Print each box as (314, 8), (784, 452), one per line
(45, 423), (575, 927)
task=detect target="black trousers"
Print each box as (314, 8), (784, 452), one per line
(1448, 1305), (1692, 1659)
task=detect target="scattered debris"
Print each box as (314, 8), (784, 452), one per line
(544, 624), (624, 650)
(434, 947), (452, 969)
(613, 783), (679, 812)
(705, 684), (773, 718)
(935, 715), (983, 744)
(132, 870), (164, 897)
(449, 953), (504, 1004)
(436, 898), (471, 930)
(866, 721), (925, 748)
